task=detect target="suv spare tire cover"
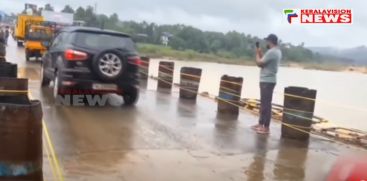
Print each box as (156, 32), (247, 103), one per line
(92, 49), (126, 82)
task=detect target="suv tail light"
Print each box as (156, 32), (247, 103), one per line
(128, 56), (142, 66)
(64, 49), (88, 61)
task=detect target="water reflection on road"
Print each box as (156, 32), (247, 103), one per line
(5, 39), (366, 180)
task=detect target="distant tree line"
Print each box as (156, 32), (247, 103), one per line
(20, 4), (323, 62)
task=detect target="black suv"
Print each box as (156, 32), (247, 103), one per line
(41, 27), (140, 106)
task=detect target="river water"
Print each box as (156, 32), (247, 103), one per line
(147, 59), (367, 131)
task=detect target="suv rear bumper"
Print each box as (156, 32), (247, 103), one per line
(59, 68), (139, 94)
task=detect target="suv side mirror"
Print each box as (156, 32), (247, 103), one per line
(42, 41), (51, 49)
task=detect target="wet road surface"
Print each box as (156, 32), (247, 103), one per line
(5, 39), (366, 181)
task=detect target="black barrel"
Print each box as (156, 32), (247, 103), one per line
(139, 57), (150, 81)
(281, 86), (317, 140)
(157, 61), (174, 91)
(0, 62), (17, 78)
(179, 67), (202, 100)
(217, 75), (243, 116)
(0, 78), (43, 180)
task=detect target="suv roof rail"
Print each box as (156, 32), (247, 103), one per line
(61, 26), (131, 37)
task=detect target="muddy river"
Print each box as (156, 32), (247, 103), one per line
(147, 59), (367, 131)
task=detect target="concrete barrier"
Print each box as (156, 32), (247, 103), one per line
(0, 78), (43, 180)
(179, 67), (202, 100)
(217, 75), (243, 116)
(281, 86), (317, 140)
(157, 61), (174, 91)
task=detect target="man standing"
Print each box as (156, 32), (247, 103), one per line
(252, 34), (282, 134)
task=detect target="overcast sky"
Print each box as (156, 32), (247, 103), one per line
(1, 0), (365, 48)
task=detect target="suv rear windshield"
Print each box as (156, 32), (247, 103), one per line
(71, 32), (136, 52)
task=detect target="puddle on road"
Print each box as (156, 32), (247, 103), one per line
(58, 146), (334, 181)
(18, 66), (41, 80)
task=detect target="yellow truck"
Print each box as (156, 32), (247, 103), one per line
(24, 25), (53, 61)
(14, 14), (44, 47)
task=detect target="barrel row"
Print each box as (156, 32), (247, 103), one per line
(139, 58), (317, 141)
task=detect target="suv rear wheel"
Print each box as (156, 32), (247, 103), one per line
(40, 63), (51, 87)
(53, 71), (63, 99)
(122, 86), (139, 106)
(92, 50), (126, 82)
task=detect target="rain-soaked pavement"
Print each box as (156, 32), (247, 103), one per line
(4, 39), (366, 181)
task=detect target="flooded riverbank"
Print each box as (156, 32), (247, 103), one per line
(146, 59), (367, 131)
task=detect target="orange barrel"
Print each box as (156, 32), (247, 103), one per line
(281, 86), (317, 140)
(139, 57), (150, 81)
(0, 62), (17, 78)
(0, 77), (43, 181)
(217, 75), (243, 116)
(179, 67), (202, 100)
(157, 61), (174, 91)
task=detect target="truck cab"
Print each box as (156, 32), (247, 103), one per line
(24, 25), (53, 61)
